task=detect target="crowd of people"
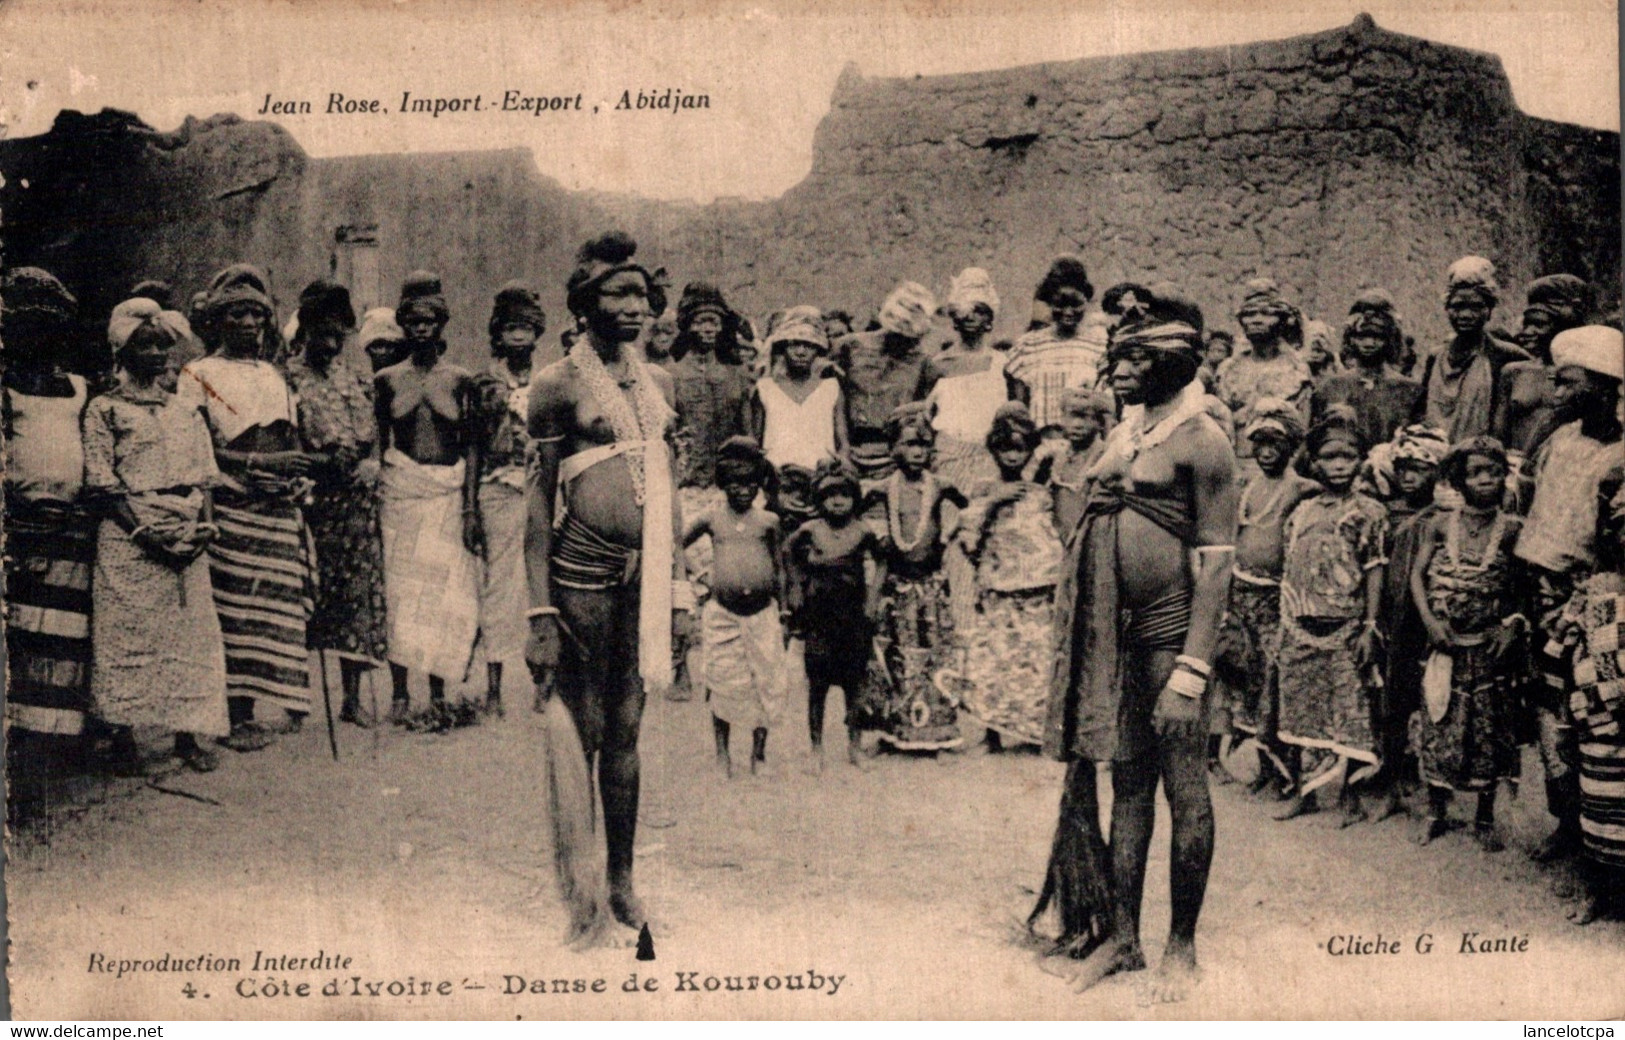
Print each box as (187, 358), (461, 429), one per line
(3, 236), (1622, 980)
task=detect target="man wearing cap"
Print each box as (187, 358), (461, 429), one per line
(375, 271), (482, 720)
(1514, 325), (1624, 864)
(834, 281), (941, 480)
(466, 282), (548, 716)
(1413, 256), (1530, 443)
(1213, 277), (1313, 445)
(525, 231), (690, 940)
(1041, 286), (1239, 1003)
(1493, 274), (1597, 458)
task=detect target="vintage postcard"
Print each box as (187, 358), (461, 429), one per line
(2, 0), (1621, 1022)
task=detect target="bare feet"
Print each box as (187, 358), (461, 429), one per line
(1065, 939), (1146, 993)
(1272, 793), (1318, 821)
(847, 740), (871, 772)
(1529, 827), (1581, 864)
(1474, 823), (1505, 853)
(1142, 938), (1199, 1004)
(1339, 806), (1369, 829)
(1567, 894), (1608, 926)
(716, 751), (733, 779)
(1374, 789), (1409, 821)
(806, 747), (826, 776)
(610, 886), (648, 930)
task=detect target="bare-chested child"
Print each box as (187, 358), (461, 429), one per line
(784, 459), (885, 772)
(1213, 397), (1317, 795)
(374, 272), (481, 721)
(684, 438), (788, 777)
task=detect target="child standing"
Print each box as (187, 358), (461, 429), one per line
(785, 458), (884, 771)
(683, 438), (788, 778)
(1212, 398), (1317, 793)
(1411, 437), (1526, 850)
(1374, 424), (1450, 818)
(866, 404), (968, 751)
(1046, 387), (1115, 540)
(1275, 420), (1389, 825)
(955, 402), (1064, 748)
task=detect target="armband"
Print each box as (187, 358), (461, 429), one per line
(1194, 544), (1235, 555)
(1174, 655), (1212, 678)
(671, 580), (697, 613)
(1166, 668), (1207, 699)
(526, 606), (560, 620)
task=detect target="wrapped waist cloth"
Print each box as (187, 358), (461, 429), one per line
(552, 511), (640, 591)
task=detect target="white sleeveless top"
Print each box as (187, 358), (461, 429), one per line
(756, 376), (839, 471)
(4, 375), (87, 504)
(929, 354), (1007, 443)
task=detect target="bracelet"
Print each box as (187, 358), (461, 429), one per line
(1174, 655), (1211, 678)
(526, 606), (560, 620)
(1166, 668), (1206, 699)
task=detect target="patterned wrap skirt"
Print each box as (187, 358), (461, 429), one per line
(1277, 615), (1380, 792)
(954, 586), (1054, 745)
(866, 572), (961, 750)
(1214, 578), (1281, 737)
(4, 508), (96, 736)
(209, 489), (315, 712)
(306, 478), (388, 664)
(1413, 639), (1519, 793)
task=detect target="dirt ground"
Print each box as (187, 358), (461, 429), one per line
(8, 654), (1625, 1021)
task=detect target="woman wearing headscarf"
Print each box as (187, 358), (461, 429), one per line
(833, 281), (940, 481)
(178, 263), (317, 751)
(1313, 290), (1421, 452)
(85, 300), (229, 773)
(359, 307), (410, 373)
(1413, 257), (1530, 443)
(2, 268), (98, 781)
(286, 280), (389, 726)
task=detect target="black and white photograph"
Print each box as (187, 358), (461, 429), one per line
(1, 0), (1621, 1021)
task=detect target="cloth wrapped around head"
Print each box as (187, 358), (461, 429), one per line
(1343, 288), (1405, 361)
(810, 457), (861, 501)
(1034, 255), (1093, 305)
(359, 307), (404, 350)
(878, 281), (938, 340)
(1305, 413), (1366, 458)
(396, 270), (450, 327)
(766, 305), (829, 353)
(945, 267), (1000, 319)
(127, 280), (175, 311)
(108, 297), (192, 355)
(1242, 396), (1306, 447)
(1550, 325), (1624, 382)
(489, 281), (546, 340)
(1235, 277), (1300, 321)
(566, 231), (667, 319)
(1, 266), (78, 330)
(1525, 274), (1595, 324)
(202, 263), (275, 321)
(1444, 255), (1499, 306)
(297, 279), (357, 336)
(1391, 423), (1451, 468)
(677, 281), (735, 330)
(886, 400), (935, 445)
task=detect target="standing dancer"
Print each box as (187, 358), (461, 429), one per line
(1042, 291), (1238, 1002)
(525, 232), (690, 941)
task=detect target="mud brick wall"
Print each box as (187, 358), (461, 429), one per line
(2, 16), (1617, 373)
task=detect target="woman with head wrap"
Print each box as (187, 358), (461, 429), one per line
(1313, 290), (1422, 454)
(747, 305), (846, 472)
(284, 280), (390, 726)
(524, 231), (689, 940)
(177, 263), (317, 751)
(1493, 274), (1599, 458)
(84, 299), (229, 773)
(1513, 325), (1624, 864)
(372, 270), (483, 721)
(1413, 256), (1531, 443)
(359, 307), (409, 373)
(1040, 296), (1238, 997)
(1, 268), (98, 778)
(1212, 277), (1314, 452)
(926, 268), (1014, 490)
(833, 281), (941, 481)
(1007, 255), (1102, 434)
